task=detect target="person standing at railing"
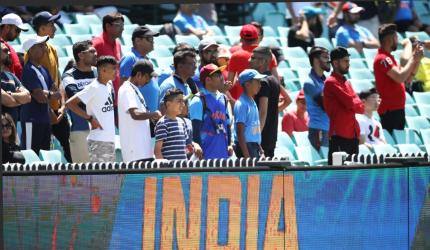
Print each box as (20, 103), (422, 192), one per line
(323, 47), (364, 165)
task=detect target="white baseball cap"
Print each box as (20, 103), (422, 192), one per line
(22, 35), (49, 51)
(0, 13), (29, 31)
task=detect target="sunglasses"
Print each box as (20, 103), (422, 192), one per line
(2, 123), (12, 129)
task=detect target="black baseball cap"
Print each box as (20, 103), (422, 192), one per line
(330, 47), (350, 61)
(132, 25), (160, 40)
(32, 11), (61, 27)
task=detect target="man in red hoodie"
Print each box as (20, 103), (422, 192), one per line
(323, 47), (364, 165)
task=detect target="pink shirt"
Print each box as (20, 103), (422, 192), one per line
(282, 110), (309, 137)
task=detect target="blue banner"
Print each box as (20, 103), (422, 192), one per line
(3, 166), (430, 249)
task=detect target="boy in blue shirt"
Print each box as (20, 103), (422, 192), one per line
(233, 69), (266, 158)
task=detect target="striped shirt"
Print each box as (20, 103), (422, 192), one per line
(155, 116), (189, 160)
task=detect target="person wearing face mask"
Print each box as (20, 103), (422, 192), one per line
(335, 2), (380, 53)
(374, 23), (424, 134)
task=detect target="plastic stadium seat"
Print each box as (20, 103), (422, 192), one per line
(347, 48), (363, 59)
(146, 24), (164, 33)
(359, 144), (373, 155)
(259, 37), (281, 47)
(319, 146), (329, 159)
(252, 3), (277, 23)
(295, 146), (328, 166)
(64, 45), (73, 57)
(75, 14), (101, 25)
(413, 91), (430, 105)
(208, 35), (229, 45)
(54, 23), (64, 34)
(406, 92), (415, 104)
(383, 129), (396, 145)
(122, 14), (132, 25)
(262, 26), (277, 37)
(175, 34), (200, 48)
(406, 116), (430, 130)
(420, 128), (430, 145)
(392, 129), (423, 145)
(59, 57), (72, 74)
(314, 37), (334, 50)
(425, 144), (430, 154)
(224, 25), (242, 38)
(283, 47), (308, 59)
(396, 144), (425, 155)
(123, 24), (139, 35)
(350, 79), (374, 93)
(64, 24), (90, 35)
(49, 34), (72, 47)
(21, 23), (36, 34)
(227, 36), (241, 46)
(405, 104), (419, 117)
(54, 46), (67, 57)
(21, 150), (43, 164)
(263, 12), (287, 32)
(39, 150), (63, 164)
(349, 59), (368, 69)
(70, 34), (94, 44)
(349, 69), (375, 81)
(405, 31), (430, 41)
(90, 24), (103, 35)
(295, 67), (310, 80)
(277, 26), (290, 38)
(207, 25), (224, 36)
(121, 34), (132, 46)
(11, 44), (23, 54)
(277, 60), (288, 69)
(292, 131), (311, 147)
(154, 35), (176, 48)
(276, 131), (296, 153)
(363, 48), (377, 61)
(372, 144), (398, 156)
(148, 45), (173, 58)
(278, 68), (298, 80)
(289, 58), (311, 69)
(153, 57), (173, 69)
(418, 104), (430, 119)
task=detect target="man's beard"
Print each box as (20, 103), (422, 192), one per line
(339, 67), (349, 75)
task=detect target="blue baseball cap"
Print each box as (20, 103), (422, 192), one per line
(238, 69), (266, 86)
(302, 6), (323, 18)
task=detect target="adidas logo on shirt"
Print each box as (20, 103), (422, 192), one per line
(102, 96), (114, 112)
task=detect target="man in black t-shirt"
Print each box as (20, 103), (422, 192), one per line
(250, 46), (292, 157)
(288, 6), (323, 51)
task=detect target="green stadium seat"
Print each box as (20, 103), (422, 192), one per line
(292, 131), (311, 147)
(39, 150), (63, 164)
(372, 144), (398, 156)
(277, 60), (288, 69)
(392, 129), (423, 145)
(90, 24), (103, 35)
(70, 34), (94, 44)
(148, 45), (173, 58)
(64, 24), (90, 35)
(425, 144), (430, 154)
(405, 92), (415, 104)
(64, 45), (74, 57)
(406, 116), (430, 130)
(224, 25), (242, 38)
(405, 104), (419, 117)
(276, 131), (296, 154)
(413, 91), (430, 105)
(49, 34), (72, 47)
(383, 129), (396, 145)
(9, 38), (20, 45)
(121, 34), (132, 46)
(227, 36), (241, 46)
(314, 37), (334, 50)
(359, 144), (373, 155)
(277, 26), (290, 38)
(207, 35), (229, 45)
(349, 69), (374, 81)
(252, 3), (277, 22)
(263, 12), (287, 32)
(175, 34), (200, 48)
(289, 58), (311, 69)
(146, 24), (164, 33)
(350, 79), (374, 93)
(21, 149), (43, 164)
(75, 14), (101, 25)
(349, 59), (368, 69)
(319, 146), (328, 159)
(262, 26), (277, 37)
(418, 104), (430, 119)
(396, 144), (425, 155)
(153, 57), (173, 69)
(259, 37), (281, 47)
(59, 57), (72, 74)
(405, 31), (430, 41)
(11, 44), (23, 54)
(295, 146), (328, 166)
(421, 128), (430, 145)
(208, 25), (224, 36)
(54, 23), (64, 34)
(21, 23), (36, 34)
(123, 24), (139, 35)
(154, 35), (175, 48)
(122, 15), (133, 25)
(54, 46), (67, 57)
(283, 47), (308, 59)
(347, 48), (363, 59)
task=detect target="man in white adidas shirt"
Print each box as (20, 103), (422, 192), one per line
(118, 59), (162, 162)
(66, 56), (116, 162)
(356, 87), (386, 149)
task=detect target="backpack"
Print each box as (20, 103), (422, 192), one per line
(159, 22), (181, 40)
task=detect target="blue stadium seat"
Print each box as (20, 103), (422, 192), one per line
(289, 58), (311, 69)
(49, 34), (72, 47)
(21, 149), (43, 164)
(405, 92), (416, 104)
(263, 12), (287, 32)
(64, 24), (90, 35)
(405, 31), (430, 41)
(54, 46), (67, 57)
(70, 34), (94, 44)
(64, 45), (74, 57)
(276, 131), (296, 154)
(349, 59), (368, 69)
(295, 146), (328, 166)
(208, 35), (229, 46)
(418, 104), (430, 119)
(146, 24), (164, 33)
(392, 128), (423, 145)
(405, 104), (419, 117)
(259, 37), (281, 47)
(262, 26), (277, 37)
(420, 128), (430, 145)
(90, 24), (103, 35)
(122, 14), (133, 25)
(224, 25), (242, 38)
(153, 57), (173, 69)
(283, 47), (308, 59)
(350, 79), (374, 93)
(396, 144), (425, 155)
(372, 144), (398, 156)
(277, 26), (290, 38)
(21, 23), (36, 34)
(154, 35), (176, 48)
(121, 34), (133, 46)
(349, 68), (375, 81)
(383, 129), (396, 145)
(292, 131), (311, 147)
(314, 37), (334, 50)
(123, 24), (139, 36)
(58, 57), (72, 74)
(148, 45), (173, 58)
(252, 3), (277, 23)
(347, 48), (363, 59)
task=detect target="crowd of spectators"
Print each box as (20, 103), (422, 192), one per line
(1, 2), (429, 165)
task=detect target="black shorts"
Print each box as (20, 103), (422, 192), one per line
(328, 136), (359, 165)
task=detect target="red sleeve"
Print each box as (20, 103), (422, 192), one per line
(227, 53), (241, 73)
(282, 112), (295, 137)
(374, 54), (395, 74)
(269, 53), (277, 70)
